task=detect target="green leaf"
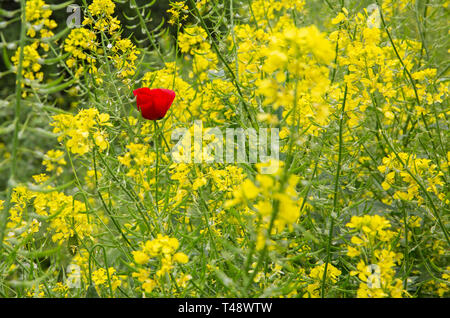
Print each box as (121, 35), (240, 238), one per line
(48, 1), (75, 11)
(39, 78), (76, 94)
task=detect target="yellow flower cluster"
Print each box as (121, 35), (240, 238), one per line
(118, 141), (158, 198)
(5, 186), (95, 246)
(378, 152), (446, 205)
(178, 26), (218, 81)
(52, 282), (70, 297)
(350, 251), (404, 298)
(131, 235), (190, 293)
(42, 149), (67, 176)
(51, 109), (111, 155)
(304, 263), (341, 298)
(64, 28), (99, 78)
(11, 42), (43, 83)
(32, 173), (49, 184)
(92, 267), (122, 292)
(346, 215), (396, 249)
(226, 160), (305, 251)
(84, 0), (120, 34)
(250, 0), (305, 26)
(87, 0), (115, 16)
(437, 267), (450, 297)
(64, 0), (139, 84)
(25, 0), (57, 46)
(167, 1), (188, 25)
(111, 38), (140, 79)
(26, 284), (45, 298)
(346, 215), (404, 298)
(329, 8), (447, 129)
(229, 24), (267, 84)
(11, 0), (58, 96)
(257, 23), (334, 132)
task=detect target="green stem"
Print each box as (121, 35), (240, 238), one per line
(154, 121), (160, 213)
(321, 83), (348, 298)
(0, 0), (27, 250)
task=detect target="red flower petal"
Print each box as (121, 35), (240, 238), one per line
(133, 88), (176, 120)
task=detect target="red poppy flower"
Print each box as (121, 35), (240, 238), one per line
(133, 88), (176, 120)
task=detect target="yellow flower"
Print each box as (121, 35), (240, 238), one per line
(173, 252), (189, 264)
(92, 268), (108, 286)
(88, 0), (116, 16)
(331, 12), (346, 25)
(132, 251), (150, 265)
(32, 174), (49, 184)
(241, 179), (259, 200)
(142, 279), (157, 293)
(347, 246), (360, 257)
